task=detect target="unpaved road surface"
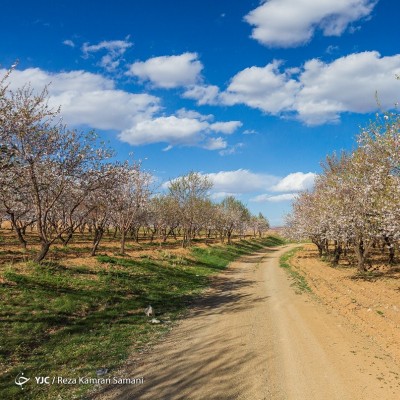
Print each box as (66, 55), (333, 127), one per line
(93, 245), (400, 399)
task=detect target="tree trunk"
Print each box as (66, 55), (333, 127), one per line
(64, 230), (73, 246)
(91, 228), (104, 256)
(332, 243), (342, 266)
(388, 246), (395, 265)
(16, 227), (28, 250)
(120, 229), (126, 254)
(313, 240), (323, 257)
(172, 229), (178, 240)
(9, 214), (27, 251)
(354, 240), (368, 272)
(384, 237), (395, 264)
(35, 242), (51, 263)
(324, 239), (329, 255)
(182, 231), (187, 248)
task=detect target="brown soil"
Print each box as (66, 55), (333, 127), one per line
(90, 245), (400, 400)
(291, 244), (400, 365)
(0, 224), (247, 266)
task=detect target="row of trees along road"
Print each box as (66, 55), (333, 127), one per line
(0, 67), (270, 262)
(285, 112), (400, 271)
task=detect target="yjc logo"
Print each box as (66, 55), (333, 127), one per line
(35, 376), (50, 384)
(15, 372), (30, 389)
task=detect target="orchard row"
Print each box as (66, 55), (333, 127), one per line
(0, 68), (269, 262)
(286, 113), (400, 271)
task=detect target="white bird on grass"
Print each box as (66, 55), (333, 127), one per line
(144, 305), (153, 317)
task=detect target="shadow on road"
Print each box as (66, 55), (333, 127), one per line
(91, 250), (275, 400)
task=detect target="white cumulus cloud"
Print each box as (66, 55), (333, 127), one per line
(127, 53), (203, 88)
(205, 169), (279, 193)
(63, 39), (75, 48)
(295, 51), (400, 125)
(203, 137), (228, 150)
(1, 68), (159, 131)
(162, 169), (278, 194)
(210, 121), (243, 134)
(82, 38), (133, 71)
(2, 67), (240, 151)
(251, 193), (297, 202)
(200, 51), (400, 125)
(245, 0), (378, 48)
(249, 172), (316, 202)
(163, 169), (315, 202)
(183, 84), (220, 104)
(219, 142), (244, 156)
(119, 113), (241, 149)
(82, 39), (133, 56)
(119, 116), (208, 146)
(175, 108), (213, 121)
(221, 60), (299, 114)
(271, 172), (316, 192)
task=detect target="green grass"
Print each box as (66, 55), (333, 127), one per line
(0, 236), (284, 399)
(279, 247), (312, 294)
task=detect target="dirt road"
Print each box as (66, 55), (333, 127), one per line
(93, 245), (400, 399)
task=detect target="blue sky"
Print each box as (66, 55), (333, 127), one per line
(1, 0), (399, 225)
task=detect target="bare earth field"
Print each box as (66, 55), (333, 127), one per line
(91, 245), (400, 400)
